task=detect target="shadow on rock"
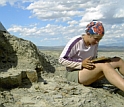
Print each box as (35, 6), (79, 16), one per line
(115, 90), (124, 97)
(0, 32), (18, 72)
(0, 103), (5, 107)
(39, 52), (56, 73)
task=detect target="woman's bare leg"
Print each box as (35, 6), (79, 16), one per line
(110, 57), (124, 76)
(79, 63), (124, 91)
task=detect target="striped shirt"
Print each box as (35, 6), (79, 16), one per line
(59, 35), (98, 70)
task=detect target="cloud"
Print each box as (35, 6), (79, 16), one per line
(0, 0), (9, 6)
(0, 0), (20, 6)
(3, 0), (124, 46)
(26, 0), (90, 19)
(8, 22), (82, 38)
(25, 0), (124, 26)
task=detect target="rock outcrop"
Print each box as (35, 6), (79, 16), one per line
(0, 32), (47, 88)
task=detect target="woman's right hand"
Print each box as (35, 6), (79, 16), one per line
(82, 57), (95, 70)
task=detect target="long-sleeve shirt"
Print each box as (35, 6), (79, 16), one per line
(58, 35), (98, 71)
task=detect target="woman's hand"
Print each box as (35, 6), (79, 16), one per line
(82, 56), (95, 70)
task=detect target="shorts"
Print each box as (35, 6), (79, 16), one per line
(65, 70), (79, 83)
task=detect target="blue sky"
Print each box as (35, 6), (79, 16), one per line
(0, 0), (124, 46)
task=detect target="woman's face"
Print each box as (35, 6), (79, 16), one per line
(89, 35), (103, 45)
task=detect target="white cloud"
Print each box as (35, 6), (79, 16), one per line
(0, 0), (20, 6)
(114, 8), (124, 18)
(26, 0), (85, 21)
(3, 0), (124, 46)
(67, 20), (78, 26)
(8, 22), (82, 38)
(0, 0), (9, 6)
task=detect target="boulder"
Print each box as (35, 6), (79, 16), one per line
(0, 32), (44, 88)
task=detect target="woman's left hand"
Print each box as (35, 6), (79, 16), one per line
(82, 57), (95, 70)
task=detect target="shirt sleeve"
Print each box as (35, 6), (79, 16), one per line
(58, 37), (82, 69)
(58, 57), (82, 69)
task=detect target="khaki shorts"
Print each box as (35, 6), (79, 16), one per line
(65, 70), (79, 83)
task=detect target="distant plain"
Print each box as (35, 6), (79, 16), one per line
(37, 46), (124, 60)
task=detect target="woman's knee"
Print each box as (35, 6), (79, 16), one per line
(110, 57), (124, 68)
(111, 57), (121, 62)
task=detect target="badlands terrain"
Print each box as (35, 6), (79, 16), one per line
(1, 49), (124, 107)
(0, 31), (124, 107)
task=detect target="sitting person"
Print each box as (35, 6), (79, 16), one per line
(59, 20), (124, 91)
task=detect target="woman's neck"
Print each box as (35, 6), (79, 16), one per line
(82, 34), (90, 46)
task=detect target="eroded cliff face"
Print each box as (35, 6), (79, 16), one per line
(0, 32), (42, 70)
(0, 32), (44, 88)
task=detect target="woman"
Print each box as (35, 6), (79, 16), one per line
(59, 20), (124, 91)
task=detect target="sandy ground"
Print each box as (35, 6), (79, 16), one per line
(0, 51), (124, 107)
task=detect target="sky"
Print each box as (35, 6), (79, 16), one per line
(0, 0), (124, 46)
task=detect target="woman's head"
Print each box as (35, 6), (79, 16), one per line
(85, 20), (104, 37)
